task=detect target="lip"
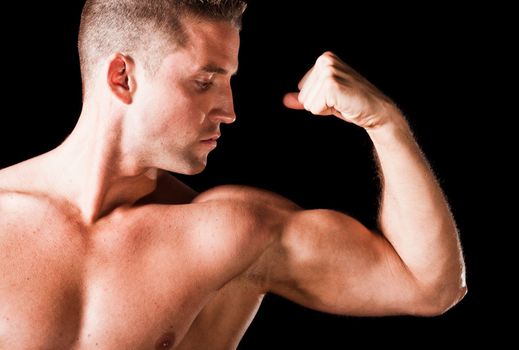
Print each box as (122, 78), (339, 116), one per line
(200, 134), (220, 148)
(201, 134), (220, 142)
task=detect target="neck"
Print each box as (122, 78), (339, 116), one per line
(51, 104), (159, 224)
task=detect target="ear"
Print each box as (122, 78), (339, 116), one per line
(107, 53), (137, 105)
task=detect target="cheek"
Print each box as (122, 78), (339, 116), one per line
(136, 78), (206, 139)
(149, 97), (201, 142)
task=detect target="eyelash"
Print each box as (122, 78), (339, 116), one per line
(196, 80), (214, 92)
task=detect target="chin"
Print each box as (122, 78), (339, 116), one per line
(185, 165), (206, 175)
(169, 159), (208, 175)
(158, 150), (209, 175)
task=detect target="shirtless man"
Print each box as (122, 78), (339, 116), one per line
(0, 0), (467, 349)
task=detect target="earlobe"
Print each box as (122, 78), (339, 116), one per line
(107, 53), (136, 105)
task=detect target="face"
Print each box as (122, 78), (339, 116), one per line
(127, 18), (240, 175)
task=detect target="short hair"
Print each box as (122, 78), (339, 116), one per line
(78, 0), (247, 91)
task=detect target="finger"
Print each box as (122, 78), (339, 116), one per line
(298, 66), (320, 106)
(305, 70), (334, 115)
(297, 67), (314, 90)
(283, 92), (305, 110)
(301, 68), (325, 113)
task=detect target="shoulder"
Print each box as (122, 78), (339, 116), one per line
(0, 159), (55, 218)
(193, 184), (301, 212)
(0, 188), (57, 249)
(185, 185), (303, 289)
(0, 188), (56, 225)
(188, 185), (303, 253)
(0, 164), (21, 192)
(188, 184), (299, 231)
(0, 155), (48, 195)
(0, 157), (67, 225)
(190, 185), (303, 251)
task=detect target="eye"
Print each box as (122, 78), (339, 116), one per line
(195, 80), (214, 92)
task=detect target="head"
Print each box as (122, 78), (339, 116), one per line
(78, 0), (246, 175)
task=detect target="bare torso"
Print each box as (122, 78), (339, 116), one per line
(0, 155), (277, 349)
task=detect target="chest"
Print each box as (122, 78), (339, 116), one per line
(0, 211), (248, 349)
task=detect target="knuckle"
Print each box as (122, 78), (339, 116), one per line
(328, 77), (343, 90)
(316, 55), (340, 78)
(321, 58), (335, 70)
(318, 51), (336, 63)
(323, 68), (335, 80)
(322, 50), (336, 59)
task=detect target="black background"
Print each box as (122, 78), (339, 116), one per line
(0, 1), (511, 348)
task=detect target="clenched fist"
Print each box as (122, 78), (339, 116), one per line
(283, 51), (403, 130)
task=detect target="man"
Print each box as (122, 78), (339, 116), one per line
(0, 0), (467, 348)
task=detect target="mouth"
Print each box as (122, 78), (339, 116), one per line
(200, 134), (220, 148)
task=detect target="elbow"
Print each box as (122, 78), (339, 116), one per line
(413, 283), (468, 317)
(410, 259), (468, 316)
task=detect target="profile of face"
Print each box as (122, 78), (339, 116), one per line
(126, 18), (240, 175)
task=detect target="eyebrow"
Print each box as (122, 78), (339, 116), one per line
(200, 64), (239, 76)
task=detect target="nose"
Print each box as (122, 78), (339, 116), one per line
(209, 86), (236, 124)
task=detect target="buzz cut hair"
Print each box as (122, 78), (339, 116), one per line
(78, 0), (247, 90)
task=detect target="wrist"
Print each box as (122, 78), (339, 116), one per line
(365, 109), (413, 145)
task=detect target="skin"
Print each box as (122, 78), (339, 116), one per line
(0, 16), (466, 350)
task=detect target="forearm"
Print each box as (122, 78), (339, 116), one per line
(366, 112), (466, 298)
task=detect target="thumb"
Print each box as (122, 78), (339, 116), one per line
(283, 92), (305, 110)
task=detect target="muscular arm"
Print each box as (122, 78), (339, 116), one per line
(255, 52), (466, 316)
(368, 118), (466, 312)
